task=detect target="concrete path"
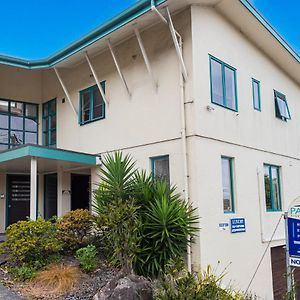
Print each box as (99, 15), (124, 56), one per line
(0, 283), (23, 299)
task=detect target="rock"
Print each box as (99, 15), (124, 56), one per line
(94, 273), (153, 300)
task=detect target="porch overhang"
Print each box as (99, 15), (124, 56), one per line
(0, 144), (100, 174)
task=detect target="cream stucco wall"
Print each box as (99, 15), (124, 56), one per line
(190, 5), (300, 299)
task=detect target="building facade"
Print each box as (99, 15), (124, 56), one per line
(0, 0), (299, 298)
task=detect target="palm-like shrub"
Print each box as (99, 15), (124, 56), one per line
(93, 151), (198, 277)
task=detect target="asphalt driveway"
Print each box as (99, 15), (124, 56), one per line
(0, 283), (23, 299)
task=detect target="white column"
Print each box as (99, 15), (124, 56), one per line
(90, 166), (100, 215)
(57, 170), (63, 217)
(30, 157), (38, 220)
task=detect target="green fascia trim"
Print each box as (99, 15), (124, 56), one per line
(240, 0), (300, 64)
(0, 0), (166, 70)
(0, 145), (97, 165)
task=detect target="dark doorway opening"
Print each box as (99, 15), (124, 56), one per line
(44, 174), (57, 220)
(71, 174), (90, 211)
(7, 175), (30, 226)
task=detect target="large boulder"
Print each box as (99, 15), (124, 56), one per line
(94, 273), (153, 300)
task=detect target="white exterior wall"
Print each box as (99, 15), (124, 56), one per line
(190, 5), (300, 298)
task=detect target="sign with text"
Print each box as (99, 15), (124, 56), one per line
(230, 218), (246, 234)
(288, 217), (300, 258)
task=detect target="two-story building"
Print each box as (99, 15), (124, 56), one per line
(0, 0), (299, 298)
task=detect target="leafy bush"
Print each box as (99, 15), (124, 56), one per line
(1, 218), (62, 267)
(93, 152), (199, 277)
(154, 265), (256, 300)
(14, 265), (36, 281)
(57, 209), (94, 251)
(76, 245), (98, 273)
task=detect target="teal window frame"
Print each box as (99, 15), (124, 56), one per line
(264, 164), (282, 212)
(79, 82), (106, 125)
(252, 78), (261, 111)
(0, 99), (38, 150)
(42, 99), (56, 147)
(151, 155), (170, 185)
(274, 90), (291, 121)
(221, 156), (235, 214)
(209, 55), (238, 112)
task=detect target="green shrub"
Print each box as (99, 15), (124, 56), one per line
(14, 265), (36, 281)
(76, 245), (97, 273)
(154, 265), (256, 300)
(93, 152), (199, 277)
(57, 209), (94, 251)
(2, 218), (62, 267)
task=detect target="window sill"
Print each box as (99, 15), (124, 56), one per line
(79, 115), (105, 126)
(211, 101), (238, 112)
(266, 209), (282, 213)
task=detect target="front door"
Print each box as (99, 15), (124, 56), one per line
(7, 175), (30, 226)
(71, 174), (90, 211)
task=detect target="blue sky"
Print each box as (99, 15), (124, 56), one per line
(0, 0), (298, 60)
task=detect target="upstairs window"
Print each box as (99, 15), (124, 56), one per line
(43, 99), (56, 147)
(252, 79), (261, 111)
(221, 157), (235, 213)
(210, 55), (238, 111)
(274, 90), (291, 121)
(151, 155), (170, 185)
(264, 164), (282, 211)
(80, 83), (105, 125)
(0, 99), (38, 150)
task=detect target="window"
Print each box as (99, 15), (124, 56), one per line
(151, 155), (170, 184)
(252, 79), (261, 111)
(210, 56), (238, 111)
(79, 83), (105, 125)
(274, 90), (290, 121)
(43, 99), (56, 147)
(221, 157), (235, 213)
(264, 164), (282, 211)
(0, 99), (38, 150)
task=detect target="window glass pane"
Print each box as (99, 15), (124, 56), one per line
(264, 166), (272, 210)
(0, 100), (9, 113)
(0, 115), (8, 129)
(43, 118), (49, 132)
(25, 132), (37, 144)
(153, 156), (170, 184)
(10, 131), (23, 146)
(43, 103), (48, 117)
(211, 60), (223, 105)
(222, 158), (234, 212)
(93, 88), (103, 119)
(0, 129), (8, 144)
(11, 116), (23, 130)
(10, 102), (24, 116)
(49, 100), (56, 115)
(25, 118), (38, 132)
(276, 98), (290, 119)
(25, 104), (37, 119)
(82, 92), (91, 122)
(271, 167), (281, 210)
(225, 67), (236, 110)
(50, 115), (56, 129)
(0, 144), (8, 151)
(50, 131), (56, 145)
(253, 81), (260, 110)
(43, 132), (49, 146)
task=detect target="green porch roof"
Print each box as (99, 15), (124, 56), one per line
(0, 145), (99, 165)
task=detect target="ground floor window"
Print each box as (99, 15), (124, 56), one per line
(151, 155), (170, 185)
(0, 99), (38, 150)
(264, 164), (282, 211)
(221, 156), (235, 213)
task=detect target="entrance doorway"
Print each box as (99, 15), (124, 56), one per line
(44, 174), (57, 220)
(7, 175), (30, 226)
(71, 174), (90, 211)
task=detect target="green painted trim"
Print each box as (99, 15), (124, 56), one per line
(0, 145), (97, 165)
(240, 0), (300, 64)
(252, 78), (261, 111)
(79, 82), (106, 125)
(0, 0), (166, 69)
(221, 156), (235, 214)
(209, 55), (238, 112)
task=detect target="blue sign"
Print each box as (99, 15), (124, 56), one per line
(230, 218), (246, 234)
(288, 217), (300, 257)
